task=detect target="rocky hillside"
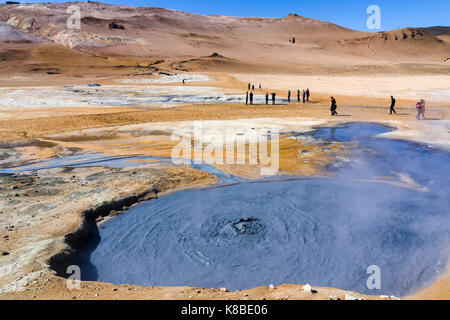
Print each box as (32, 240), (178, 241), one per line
(0, 2), (449, 73)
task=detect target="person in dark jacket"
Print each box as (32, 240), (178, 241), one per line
(249, 91), (254, 105)
(330, 96), (338, 116)
(272, 92), (276, 105)
(302, 90), (306, 103)
(265, 92), (269, 105)
(297, 90), (300, 102)
(390, 95), (396, 114)
(245, 91), (249, 105)
(288, 90), (291, 103)
(306, 88), (310, 102)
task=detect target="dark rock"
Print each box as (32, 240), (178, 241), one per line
(108, 22), (125, 30)
(210, 52), (224, 58)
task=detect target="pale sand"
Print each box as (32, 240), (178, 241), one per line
(406, 259), (450, 299)
(230, 74), (450, 102)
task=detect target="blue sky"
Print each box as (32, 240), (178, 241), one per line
(14, 0), (450, 31)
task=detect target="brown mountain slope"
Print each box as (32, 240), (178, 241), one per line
(335, 28), (449, 62)
(418, 26), (450, 37)
(0, 22), (146, 79)
(0, 2), (449, 74)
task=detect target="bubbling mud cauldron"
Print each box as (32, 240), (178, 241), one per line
(75, 123), (450, 296)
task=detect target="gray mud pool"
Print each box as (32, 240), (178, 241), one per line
(68, 123), (449, 296)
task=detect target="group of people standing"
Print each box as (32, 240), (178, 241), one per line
(245, 86), (310, 106)
(265, 92), (276, 105)
(245, 91), (277, 105)
(248, 83), (262, 91)
(294, 89), (310, 103)
(245, 84), (426, 120)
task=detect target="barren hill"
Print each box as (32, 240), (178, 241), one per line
(0, 2), (449, 75)
(419, 26), (450, 44)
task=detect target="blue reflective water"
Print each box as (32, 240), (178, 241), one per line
(0, 153), (242, 184)
(73, 123), (450, 296)
(0, 154), (171, 173)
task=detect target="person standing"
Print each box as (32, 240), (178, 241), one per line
(272, 92), (276, 105)
(420, 99), (426, 119)
(302, 90), (306, 103)
(248, 83), (251, 90)
(245, 91), (249, 105)
(252, 84), (255, 91)
(416, 99), (425, 120)
(265, 92), (269, 105)
(249, 91), (254, 105)
(390, 96), (396, 114)
(288, 90), (291, 103)
(297, 90), (300, 102)
(306, 88), (310, 102)
(330, 96), (338, 116)
(416, 100), (422, 120)
(259, 83), (262, 90)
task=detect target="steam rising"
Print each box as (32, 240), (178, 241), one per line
(75, 123), (450, 296)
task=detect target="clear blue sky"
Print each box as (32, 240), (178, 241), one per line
(13, 0), (450, 31)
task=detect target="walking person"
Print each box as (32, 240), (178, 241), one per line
(248, 83), (251, 90)
(330, 96), (338, 116)
(306, 88), (310, 102)
(249, 91), (254, 105)
(245, 91), (249, 105)
(297, 90), (300, 102)
(302, 90), (306, 103)
(288, 90), (291, 103)
(389, 95), (396, 115)
(265, 92), (269, 105)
